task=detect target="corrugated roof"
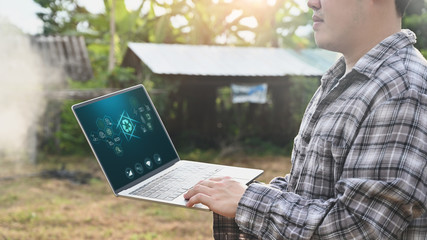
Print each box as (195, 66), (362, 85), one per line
(127, 42), (339, 77)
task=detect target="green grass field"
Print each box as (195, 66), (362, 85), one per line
(0, 154), (291, 240)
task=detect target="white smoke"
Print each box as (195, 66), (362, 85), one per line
(0, 18), (61, 163)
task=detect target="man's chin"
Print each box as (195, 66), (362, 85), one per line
(314, 34), (337, 52)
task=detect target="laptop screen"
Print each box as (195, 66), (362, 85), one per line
(73, 85), (179, 191)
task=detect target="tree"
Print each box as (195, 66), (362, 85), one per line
(108, 0), (116, 72)
(33, 0), (313, 86)
(403, 0), (427, 56)
(166, 0), (311, 47)
(34, 0), (90, 35)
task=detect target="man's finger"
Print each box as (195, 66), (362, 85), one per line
(209, 176), (232, 182)
(186, 193), (212, 208)
(184, 183), (213, 200)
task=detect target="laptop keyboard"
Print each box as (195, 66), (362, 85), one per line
(129, 162), (223, 201)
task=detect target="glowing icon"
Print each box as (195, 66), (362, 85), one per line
(99, 130), (106, 139)
(90, 132), (100, 143)
(96, 118), (106, 130)
(106, 139), (115, 148)
(144, 158), (153, 169)
(125, 168), (134, 179)
(145, 113), (152, 121)
(147, 122), (153, 131)
(105, 127), (114, 137)
(114, 145), (123, 156)
(141, 126), (147, 133)
(104, 116), (113, 126)
(117, 110), (140, 141)
(121, 119), (133, 133)
(140, 115), (146, 124)
(135, 163), (144, 174)
(113, 136), (121, 144)
(94, 115), (125, 156)
(153, 154), (162, 165)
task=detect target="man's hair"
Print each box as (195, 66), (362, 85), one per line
(395, 0), (412, 17)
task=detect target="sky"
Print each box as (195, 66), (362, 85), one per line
(0, 0), (44, 34)
(0, 0), (106, 34)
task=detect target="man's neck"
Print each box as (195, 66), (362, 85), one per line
(343, 18), (402, 75)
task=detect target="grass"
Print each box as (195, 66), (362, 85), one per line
(0, 153), (291, 240)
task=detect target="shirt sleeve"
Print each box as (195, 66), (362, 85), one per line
(213, 213), (258, 240)
(269, 174), (290, 191)
(234, 92), (427, 239)
(212, 177), (290, 239)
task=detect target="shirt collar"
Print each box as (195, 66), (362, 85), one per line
(321, 56), (346, 87)
(352, 29), (417, 79)
(322, 29), (417, 84)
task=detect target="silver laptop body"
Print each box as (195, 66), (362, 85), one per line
(72, 84), (263, 210)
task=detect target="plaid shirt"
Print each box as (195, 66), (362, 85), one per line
(213, 30), (427, 240)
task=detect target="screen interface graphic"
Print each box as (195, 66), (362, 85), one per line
(74, 86), (178, 191)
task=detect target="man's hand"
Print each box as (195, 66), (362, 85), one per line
(184, 176), (248, 218)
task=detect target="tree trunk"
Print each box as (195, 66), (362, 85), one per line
(108, 0), (116, 72)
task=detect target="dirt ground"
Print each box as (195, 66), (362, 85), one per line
(0, 155), (291, 240)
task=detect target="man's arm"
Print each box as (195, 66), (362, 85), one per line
(211, 176), (291, 239)
(235, 94), (427, 239)
(213, 213), (258, 240)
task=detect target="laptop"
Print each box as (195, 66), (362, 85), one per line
(72, 84), (263, 210)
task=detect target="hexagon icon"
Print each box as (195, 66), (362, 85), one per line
(106, 139), (115, 148)
(104, 116), (113, 127)
(113, 136), (121, 144)
(90, 132), (101, 143)
(96, 118), (106, 130)
(98, 130), (106, 139)
(147, 122), (154, 131)
(105, 127), (114, 137)
(114, 145), (124, 156)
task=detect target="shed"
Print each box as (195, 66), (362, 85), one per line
(31, 35), (93, 81)
(122, 43), (339, 147)
(30, 35), (94, 156)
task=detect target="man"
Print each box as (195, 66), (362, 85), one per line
(185, 0), (427, 239)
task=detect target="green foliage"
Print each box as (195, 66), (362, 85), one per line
(105, 66), (137, 88)
(178, 148), (220, 163)
(32, 0), (320, 155)
(34, 0), (90, 35)
(211, 77), (318, 148)
(241, 138), (292, 156)
(54, 67), (136, 156)
(34, 0), (313, 54)
(86, 40), (110, 76)
(404, 13), (427, 54)
(405, 0), (427, 16)
(67, 75), (106, 89)
(68, 66), (137, 89)
(403, 0), (427, 56)
(287, 76), (319, 127)
(55, 100), (91, 156)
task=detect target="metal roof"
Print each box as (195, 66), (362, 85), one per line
(127, 42), (339, 77)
